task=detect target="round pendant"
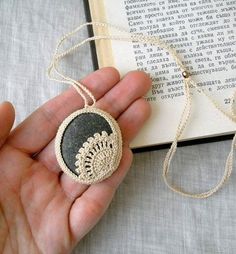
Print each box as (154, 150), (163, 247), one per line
(55, 107), (122, 184)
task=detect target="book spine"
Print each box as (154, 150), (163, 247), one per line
(83, 0), (99, 71)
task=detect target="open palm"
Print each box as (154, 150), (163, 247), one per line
(0, 67), (151, 254)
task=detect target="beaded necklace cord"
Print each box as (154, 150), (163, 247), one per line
(48, 22), (236, 198)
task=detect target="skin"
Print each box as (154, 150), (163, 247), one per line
(0, 67), (151, 254)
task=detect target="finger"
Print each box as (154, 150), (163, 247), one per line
(36, 139), (61, 173)
(0, 102), (15, 148)
(96, 70), (151, 118)
(69, 147), (133, 240)
(7, 67), (120, 154)
(60, 174), (89, 200)
(117, 97), (151, 146)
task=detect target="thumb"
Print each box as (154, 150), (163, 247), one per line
(0, 102), (15, 148)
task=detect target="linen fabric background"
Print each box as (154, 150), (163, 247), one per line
(0, 1), (235, 253)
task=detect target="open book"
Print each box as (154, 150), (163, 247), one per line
(85, 0), (236, 149)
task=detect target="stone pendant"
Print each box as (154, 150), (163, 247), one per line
(55, 107), (122, 184)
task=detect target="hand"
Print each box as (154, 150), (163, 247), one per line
(0, 67), (151, 254)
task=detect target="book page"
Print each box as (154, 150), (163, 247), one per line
(95, 0), (236, 148)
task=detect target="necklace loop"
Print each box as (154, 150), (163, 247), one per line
(48, 21), (236, 198)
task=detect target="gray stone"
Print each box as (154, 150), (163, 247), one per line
(61, 112), (112, 175)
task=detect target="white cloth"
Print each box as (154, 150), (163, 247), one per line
(0, 1), (235, 253)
